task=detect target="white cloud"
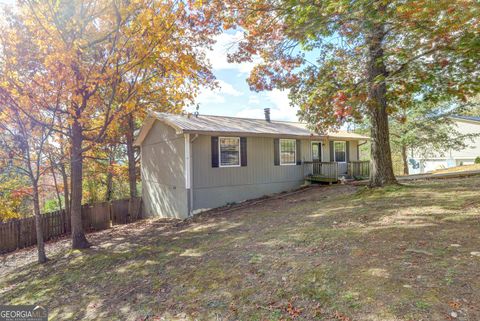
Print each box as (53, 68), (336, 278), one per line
(248, 95), (261, 105)
(235, 89), (299, 122)
(207, 31), (261, 74)
(217, 80), (242, 97)
(235, 108), (266, 119)
(196, 90), (225, 104)
(196, 79), (242, 105)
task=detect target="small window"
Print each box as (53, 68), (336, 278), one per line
(280, 139), (296, 165)
(334, 141), (346, 163)
(219, 137), (240, 167)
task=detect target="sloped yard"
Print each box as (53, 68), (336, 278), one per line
(1, 177), (480, 321)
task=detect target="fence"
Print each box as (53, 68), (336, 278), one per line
(0, 197), (142, 254)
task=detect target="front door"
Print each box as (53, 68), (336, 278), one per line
(312, 142), (321, 162)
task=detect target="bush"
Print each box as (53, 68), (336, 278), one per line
(475, 157), (480, 164)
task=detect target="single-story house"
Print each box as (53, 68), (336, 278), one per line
(408, 115), (480, 174)
(134, 109), (370, 219)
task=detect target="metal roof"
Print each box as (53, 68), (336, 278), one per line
(134, 112), (370, 146)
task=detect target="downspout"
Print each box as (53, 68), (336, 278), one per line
(184, 134), (192, 217)
(358, 140), (368, 148)
(185, 134), (198, 217)
(357, 140), (368, 160)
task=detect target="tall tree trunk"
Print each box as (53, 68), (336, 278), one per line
(32, 180), (47, 263)
(125, 113), (138, 219)
(126, 113), (137, 199)
(366, 22), (398, 187)
(50, 161), (63, 210)
(105, 169), (113, 201)
(105, 145), (115, 201)
(58, 134), (70, 218)
(60, 163), (70, 218)
(401, 144), (409, 175)
(70, 119), (90, 249)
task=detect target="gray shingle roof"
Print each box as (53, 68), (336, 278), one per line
(135, 112), (369, 146)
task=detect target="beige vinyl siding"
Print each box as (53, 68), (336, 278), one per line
(190, 136), (361, 211)
(139, 121), (366, 217)
(349, 140), (359, 161)
(141, 121), (188, 218)
(302, 140), (312, 162)
(322, 141), (330, 162)
(191, 135), (306, 211)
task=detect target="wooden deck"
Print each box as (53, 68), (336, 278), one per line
(304, 160), (370, 183)
(305, 175), (338, 184)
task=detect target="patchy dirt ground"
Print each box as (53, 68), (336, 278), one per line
(1, 177), (480, 321)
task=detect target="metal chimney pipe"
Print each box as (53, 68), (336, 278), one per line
(264, 108), (271, 122)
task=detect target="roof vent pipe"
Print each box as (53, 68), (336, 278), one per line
(264, 108), (271, 122)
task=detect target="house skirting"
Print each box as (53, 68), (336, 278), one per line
(192, 179), (304, 212)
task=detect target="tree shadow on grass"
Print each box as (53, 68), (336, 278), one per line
(1, 176), (480, 320)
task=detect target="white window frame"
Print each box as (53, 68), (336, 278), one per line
(334, 141), (347, 163)
(218, 136), (241, 167)
(280, 139), (297, 166)
(311, 141), (323, 162)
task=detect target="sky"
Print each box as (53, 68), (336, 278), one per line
(188, 30), (300, 122)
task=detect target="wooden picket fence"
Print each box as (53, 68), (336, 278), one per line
(0, 197), (142, 254)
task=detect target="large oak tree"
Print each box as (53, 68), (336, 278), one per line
(217, 0), (479, 186)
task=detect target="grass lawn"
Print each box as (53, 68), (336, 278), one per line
(1, 177), (480, 321)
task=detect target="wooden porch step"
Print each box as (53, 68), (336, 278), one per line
(305, 175), (338, 183)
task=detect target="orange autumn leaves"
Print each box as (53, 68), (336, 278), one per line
(0, 0), (220, 222)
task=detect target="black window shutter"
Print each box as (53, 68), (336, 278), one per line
(346, 141), (350, 162)
(240, 137), (247, 167)
(330, 141), (334, 162)
(296, 139), (302, 165)
(274, 138), (280, 166)
(211, 136), (219, 167)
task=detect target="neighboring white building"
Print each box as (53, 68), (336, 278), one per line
(408, 115), (480, 174)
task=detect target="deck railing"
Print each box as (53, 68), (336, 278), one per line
(348, 161), (370, 178)
(304, 161), (339, 180)
(304, 160), (371, 181)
